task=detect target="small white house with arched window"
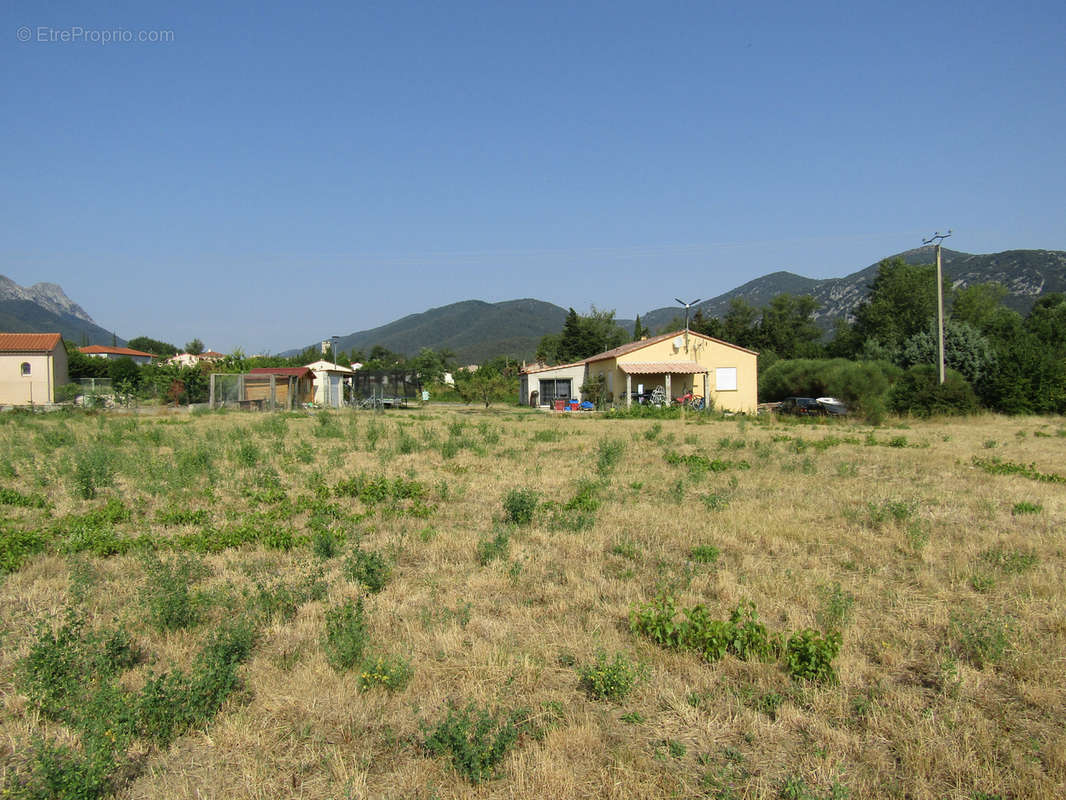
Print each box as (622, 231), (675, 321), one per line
(0, 333), (69, 405)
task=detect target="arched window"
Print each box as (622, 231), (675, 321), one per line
(20, 362), (31, 376)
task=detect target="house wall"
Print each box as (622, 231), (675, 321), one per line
(519, 364), (589, 406)
(588, 333), (757, 413)
(0, 348), (67, 405)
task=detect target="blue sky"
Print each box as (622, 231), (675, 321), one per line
(3, 1), (1064, 354)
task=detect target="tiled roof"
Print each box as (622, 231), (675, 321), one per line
(586, 330), (758, 362)
(0, 332), (63, 353)
(521, 360), (586, 375)
(80, 345), (155, 358)
(618, 361), (707, 374)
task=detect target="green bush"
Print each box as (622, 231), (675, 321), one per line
(503, 488), (538, 525)
(759, 358), (901, 417)
(343, 547), (392, 593)
(422, 702), (522, 784)
(887, 365), (979, 417)
(689, 544), (720, 564)
(323, 599), (369, 672)
(784, 629), (842, 683)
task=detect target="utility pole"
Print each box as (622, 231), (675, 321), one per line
(922, 230), (952, 384)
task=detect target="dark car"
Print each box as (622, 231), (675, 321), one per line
(777, 396), (849, 417)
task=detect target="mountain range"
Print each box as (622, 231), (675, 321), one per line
(4, 247), (1065, 363)
(306, 247), (1066, 362)
(0, 276), (121, 346)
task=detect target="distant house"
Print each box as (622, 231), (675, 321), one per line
(0, 333), (69, 405)
(520, 330), (758, 413)
(304, 359), (356, 408)
(168, 350), (225, 367)
(79, 345), (155, 365)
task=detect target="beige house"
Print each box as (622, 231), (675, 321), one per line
(586, 330), (758, 413)
(0, 333), (69, 405)
(521, 330), (758, 413)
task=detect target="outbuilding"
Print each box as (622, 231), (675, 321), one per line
(0, 333), (69, 405)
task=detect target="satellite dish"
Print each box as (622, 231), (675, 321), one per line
(673, 337), (683, 349)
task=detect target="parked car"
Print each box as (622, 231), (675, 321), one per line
(777, 396), (849, 417)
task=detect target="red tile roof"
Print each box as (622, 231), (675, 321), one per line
(0, 332), (63, 353)
(618, 361), (707, 374)
(79, 345), (155, 358)
(586, 330), (758, 362)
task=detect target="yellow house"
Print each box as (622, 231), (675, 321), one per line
(0, 333), (70, 406)
(585, 330), (758, 413)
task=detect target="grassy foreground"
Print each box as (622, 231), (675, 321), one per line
(0, 406), (1064, 799)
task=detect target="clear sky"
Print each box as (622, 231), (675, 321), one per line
(2, 1), (1064, 353)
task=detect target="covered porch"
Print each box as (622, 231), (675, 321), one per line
(618, 361), (709, 407)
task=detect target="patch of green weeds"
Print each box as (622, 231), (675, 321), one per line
(358, 653), (413, 692)
(1011, 501), (1043, 515)
(140, 552), (210, 632)
(476, 527), (510, 565)
(0, 525), (49, 574)
(631, 596), (783, 664)
(503, 488), (538, 525)
(422, 702), (524, 784)
(779, 775), (850, 800)
(980, 545), (1038, 574)
(700, 491), (729, 511)
(343, 546), (392, 592)
(689, 544), (720, 565)
(610, 539), (640, 560)
(815, 582), (855, 633)
(322, 598), (369, 672)
(71, 444), (115, 500)
(643, 422), (663, 441)
(0, 487), (50, 509)
(578, 651), (644, 701)
(950, 610), (1013, 669)
(155, 508), (209, 526)
(596, 438), (626, 476)
(972, 456), (1066, 484)
(784, 629), (842, 684)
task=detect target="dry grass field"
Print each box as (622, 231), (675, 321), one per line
(1, 405), (1064, 800)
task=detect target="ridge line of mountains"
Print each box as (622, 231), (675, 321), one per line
(4, 246), (1064, 363)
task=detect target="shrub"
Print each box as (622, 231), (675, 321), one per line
(323, 599), (369, 672)
(72, 444), (115, 500)
(503, 488), (538, 525)
(343, 547), (392, 593)
(140, 552), (208, 632)
(0, 525), (49, 574)
(578, 651), (643, 701)
(887, 365), (979, 417)
(422, 702), (522, 784)
(784, 629), (842, 683)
